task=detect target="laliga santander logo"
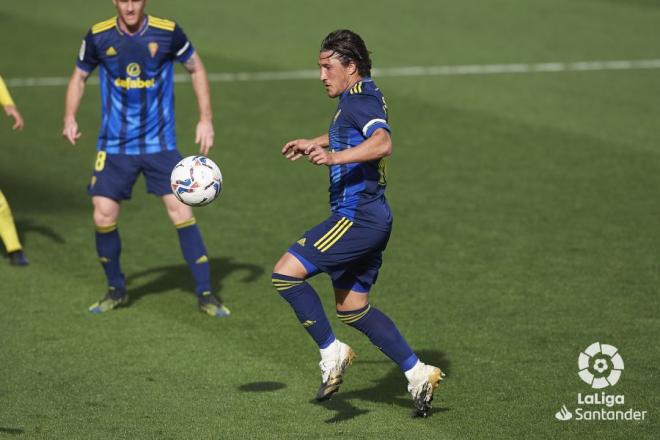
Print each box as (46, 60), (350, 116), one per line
(555, 342), (646, 422)
(578, 342), (624, 389)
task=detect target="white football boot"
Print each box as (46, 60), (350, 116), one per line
(315, 341), (356, 401)
(407, 362), (445, 417)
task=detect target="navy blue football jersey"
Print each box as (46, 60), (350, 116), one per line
(76, 16), (195, 155)
(328, 78), (391, 224)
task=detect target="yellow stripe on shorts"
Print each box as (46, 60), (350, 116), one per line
(314, 218), (348, 249)
(316, 219), (353, 253)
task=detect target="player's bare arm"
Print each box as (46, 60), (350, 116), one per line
(282, 134), (329, 161)
(62, 67), (90, 145)
(307, 128), (391, 166)
(183, 52), (214, 156)
(0, 75), (24, 130)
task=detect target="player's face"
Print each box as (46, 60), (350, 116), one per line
(113, 0), (147, 29)
(318, 51), (356, 98)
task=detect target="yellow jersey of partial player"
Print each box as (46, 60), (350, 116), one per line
(0, 75), (15, 107)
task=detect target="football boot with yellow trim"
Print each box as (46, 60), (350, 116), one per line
(407, 363), (445, 417)
(315, 341), (355, 401)
(89, 288), (128, 314)
(198, 292), (231, 318)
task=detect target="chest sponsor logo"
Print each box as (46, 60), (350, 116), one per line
(114, 63), (155, 89)
(126, 63), (141, 77)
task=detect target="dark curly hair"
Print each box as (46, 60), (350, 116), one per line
(320, 29), (372, 77)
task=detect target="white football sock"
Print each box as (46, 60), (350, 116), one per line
(320, 338), (340, 362)
(404, 360), (424, 383)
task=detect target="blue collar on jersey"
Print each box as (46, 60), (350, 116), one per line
(340, 76), (373, 99)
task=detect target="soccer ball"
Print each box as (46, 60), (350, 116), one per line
(170, 155), (223, 206)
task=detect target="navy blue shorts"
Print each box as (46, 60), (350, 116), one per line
(288, 213), (392, 293)
(87, 150), (182, 201)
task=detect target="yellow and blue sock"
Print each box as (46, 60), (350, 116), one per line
(95, 223), (125, 291)
(338, 304), (419, 371)
(0, 190), (22, 253)
(272, 273), (336, 349)
(176, 218), (211, 296)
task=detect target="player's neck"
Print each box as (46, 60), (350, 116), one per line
(342, 75), (363, 94)
(117, 15), (147, 35)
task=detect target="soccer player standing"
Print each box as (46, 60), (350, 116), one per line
(62, 0), (229, 317)
(275, 30), (443, 416)
(0, 74), (28, 266)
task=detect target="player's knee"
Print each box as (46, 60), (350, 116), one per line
(272, 259), (287, 276)
(273, 253), (308, 279)
(166, 202), (193, 225)
(92, 206), (118, 227)
(92, 197), (119, 226)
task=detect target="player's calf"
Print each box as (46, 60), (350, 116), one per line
(273, 273), (357, 400)
(271, 273), (335, 349)
(338, 304), (445, 416)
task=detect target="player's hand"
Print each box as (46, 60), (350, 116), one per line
(62, 118), (81, 145)
(196, 120), (214, 156)
(306, 145), (336, 166)
(3, 105), (24, 131)
(282, 139), (315, 161)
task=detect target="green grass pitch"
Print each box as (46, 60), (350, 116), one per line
(1, 0), (659, 438)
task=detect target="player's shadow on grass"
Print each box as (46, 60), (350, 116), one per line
(12, 219), (66, 247)
(125, 257), (263, 303)
(315, 349), (451, 423)
(0, 427), (24, 435)
(239, 382), (287, 392)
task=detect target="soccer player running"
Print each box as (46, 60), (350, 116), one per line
(62, 0), (229, 317)
(275, 30), (443, 417)
(0, 74), (28, 266)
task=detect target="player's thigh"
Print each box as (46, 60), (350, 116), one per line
(142, 150), (182, 196)
(88, 152), (140, 201)
(273, 251), (309, 279)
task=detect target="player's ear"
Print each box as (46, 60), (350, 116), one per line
(347, 61), (358, 76)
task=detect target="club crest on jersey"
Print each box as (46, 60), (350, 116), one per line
(126, 63), (141, 77)
(148, 42), (159, 58)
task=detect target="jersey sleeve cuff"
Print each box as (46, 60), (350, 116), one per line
(75, 61), (94, 73)
(176, 44), (195, 64)
(362, 119), (391, 137)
